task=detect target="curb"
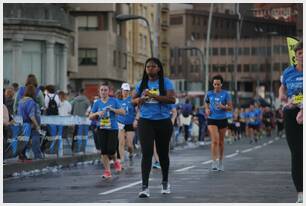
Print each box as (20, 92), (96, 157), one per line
(4, 153), (100, 178)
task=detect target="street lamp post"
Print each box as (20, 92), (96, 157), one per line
(116, 14), (154, 58)
(182, 47), (206, 92)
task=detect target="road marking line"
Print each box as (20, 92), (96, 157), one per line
(268, 140), (274, 144)
(202, 160), (213, 165)
(263, 143), (268, 146)
(225, 153), (238, 158)
(99, 180), (142, 195)
(254, 145), (262, 149)
(241, 148), (254, 153)
(175, 166), (196, 172)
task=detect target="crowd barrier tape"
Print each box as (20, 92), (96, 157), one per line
(5, 116), (92, 159)
(4, 123), (31, 158)
(13, 115), (91, 126)
(72, 125), (89, 153)
(41, 125), (63, 156)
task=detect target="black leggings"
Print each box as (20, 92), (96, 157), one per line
(138, 118), (173, 187)
(284, 107), (303, 192)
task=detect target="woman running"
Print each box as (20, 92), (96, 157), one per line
(132, 57), (175, 198)
(117, 83), (137, 165)
(89, 83), (125, 179)
(205, 75), (232, 172)
(279, 41), (303, 203)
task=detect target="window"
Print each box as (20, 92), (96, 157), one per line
(212, 48), (219, 55)
(228, 64), (234, 72)
(79, 48), (97, 65)
(237, 64), (241, 72)
(238, 48), (242, 55)
(267, 47), (271, 56)
(170, 16), (183, 25)
(220, 48), (226, 55)
(281, 45), (288, 54)
(212, 64), (219, 72)
(78, 16), (98, 31)
(251, 47), (257, 55)
(220, 65), (226, 72)
(113, 50), (116, 66)
(273, 63), (280, 71)
(243, 64), (250, 72)
(251, 64), (258, 72)
(178, 65), (182, 73)
(273, 45), (281, 54)
(228, 48), (234, 55)
(243, 47), (250, 55)
(260, 64), (265, 72)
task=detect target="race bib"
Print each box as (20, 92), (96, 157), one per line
(235, 122), (240, 127)
(292, 93), (303, 105)
(100, 117), (111, 129)
(146, 89), (159, 104)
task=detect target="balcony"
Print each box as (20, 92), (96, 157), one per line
(161, 3), (169, 13)
(161, 21), (169, 30)
(3, 4), (75, 32)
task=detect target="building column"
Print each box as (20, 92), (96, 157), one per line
(46, 39), (55, 85)
(12, 36), (23, 84)
(60, 45), (68, 92)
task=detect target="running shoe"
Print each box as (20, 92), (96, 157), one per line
(211, 160), (218, 172)
(297, 193), (303, 203)
(102, 170), (112, 179)
(114, 160), (122, 172)
(138, 186), (150, 198)
(218, 160), (224, 171)
(152, 161), (161, 169)
(161, 182), (171, 194)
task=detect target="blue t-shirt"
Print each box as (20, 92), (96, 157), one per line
(136, 77), (174, 120)
(281, 65), (303, 105)
(91, 97), (120, 130)
(17, 97), (41, 124)
(117, 96), (136, 125)
(246, 110), (260, 126)
(205, 90), (232, 120)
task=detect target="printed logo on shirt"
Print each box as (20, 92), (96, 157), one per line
(146, 88), (159, 104)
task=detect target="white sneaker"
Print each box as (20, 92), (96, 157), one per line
(218, 160), (224, 171)
(297, 192), (303, 203)
(161, 182), (171, 194)
(211, 160), (218, 172)
(138, 187), (150, 198)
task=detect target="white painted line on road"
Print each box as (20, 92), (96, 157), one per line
(263, 142), (268, 146)
(241, 148), (254, 153)
(99, 180), (142, 195)
(225, 153), (238, 158)
(175, 165), (196, 172)
(254, 145), (262, 149)
(201, 160), (213, 165)
(268, 140), (274, 144)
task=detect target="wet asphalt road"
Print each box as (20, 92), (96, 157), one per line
(3, 136), (297, 203)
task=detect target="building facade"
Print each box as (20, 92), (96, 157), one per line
(168, 3), (298, 105)
(68, 3), (129, 99)
(3, 3), (77, 92)
(121, 3), (170, 86)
